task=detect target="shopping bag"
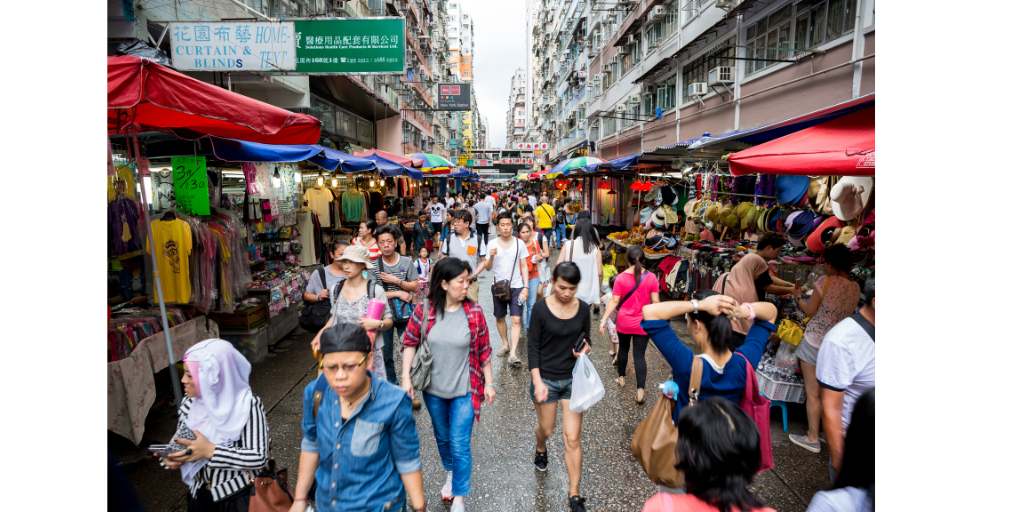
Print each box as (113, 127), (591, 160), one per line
(569, 353), (604, 413)
(630, 395), (683, 488)
(734, 353), (774, 473)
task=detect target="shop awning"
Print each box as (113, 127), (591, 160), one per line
(687, 94), (875, 152)
(209, 136), (324, 163)
(728, 106), (874, 176)
(354, 149), (424, 167)
(358, 153), (423, 180)
(108, 56), (322, 144)
(309, 147), (380, 174)
(583, 153), (641, 173)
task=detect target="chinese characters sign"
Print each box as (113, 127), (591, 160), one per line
(498, 158), (534, 165)
(437, 82), (472, 110)
(171, 157), (210, 216)
(290, 18), (405, 74)
(168, 22), (296, 71)
(514, 142), (549, 150)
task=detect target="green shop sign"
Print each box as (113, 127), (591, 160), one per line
(286, 18), (405, 74)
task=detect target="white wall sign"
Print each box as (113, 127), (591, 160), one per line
(169, 22), (297, 71)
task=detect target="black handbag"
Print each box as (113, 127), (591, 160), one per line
(492, 240), (519, 303)
(299, 269), (337, 333)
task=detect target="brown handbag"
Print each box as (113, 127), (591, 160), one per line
(630, 358), (703, 488)
(492, 239), (519, 303)
(248, 447), (294, 512)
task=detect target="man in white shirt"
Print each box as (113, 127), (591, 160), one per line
(816, 275), (875, 483)
(473, 197), (494, 246)
(439, 210), (488, 302)
(484, 211), (531, 366)
(445, 192), (455, 208)
(528, 192), (537, 209)
(427, 195), (446, 250)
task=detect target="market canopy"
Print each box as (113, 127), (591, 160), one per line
(542, 156), (606, 177)
(108, 56), (322, 145)
(409, 152), (456, 172)
(582, 153), (641, 173)
(355, 149), (424, 167)
(309, 147), (381, 174)
(358, 153), (423, 179)
(728, 106), (875, 177)
(208, 136), (381, 174)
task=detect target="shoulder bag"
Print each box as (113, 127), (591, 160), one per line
(609, 271), (648, 317)
(630, 358), (703, 488)
(492, 240), (519, 303)
(377, 257), (414, 324)
(409, 300), (434, 391)
(732, 352), (774, 473)
(248, 455), (294, 512)
(777, 276), (831, 347)
(416, 222), (433, 253)
(299, 268), (336, 333)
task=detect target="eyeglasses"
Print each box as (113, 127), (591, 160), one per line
(325, 354), (368, 374)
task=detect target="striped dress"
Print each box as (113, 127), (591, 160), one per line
(161, 396), (269, 502)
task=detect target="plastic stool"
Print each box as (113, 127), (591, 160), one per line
(762, 393), (789, 432)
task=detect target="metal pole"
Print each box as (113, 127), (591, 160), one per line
(129, 128), (184, 407)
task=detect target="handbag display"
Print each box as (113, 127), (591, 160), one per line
(409, 300), (433, 391)
(777, 276), (831, 347)
(733, 352), (774, 473)
(492, 240), (519, 303)
(630, 358), (703, 488)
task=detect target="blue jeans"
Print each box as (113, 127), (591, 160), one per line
(381, 323), (407, 385)
(422, 392), (475, 497)
(557, 225), (567, 248)
(524, 276), (539, 332)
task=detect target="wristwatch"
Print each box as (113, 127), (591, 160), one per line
(690, 299), (700, 315)
(379, 320), (385, 330)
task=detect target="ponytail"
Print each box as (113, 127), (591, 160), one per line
(626, 245), (646, 288)
(691, 289), (734, 353)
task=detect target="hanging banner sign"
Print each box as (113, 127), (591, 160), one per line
(283, 18), (406, 74)
(171, 156), (211, 215)
(168, 22), (296, 71)
(514, 142), (549, 150)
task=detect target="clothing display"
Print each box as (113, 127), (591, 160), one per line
(303, 186), (335, 226)
(296, 211), (317, 266)
(147, 218), (193, 304)
(342, 189), (366, 221)
(246, 264), (311, 317)
(109, 195), (143, 256)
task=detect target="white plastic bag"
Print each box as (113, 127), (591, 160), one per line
(569, 353), (605, 412)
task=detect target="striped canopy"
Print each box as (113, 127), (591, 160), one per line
(408, 152), (455, 172)
(542, 156), (606, 176)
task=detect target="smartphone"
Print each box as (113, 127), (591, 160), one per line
(573, 332), (587, 353)
(149, 442), (187, 457)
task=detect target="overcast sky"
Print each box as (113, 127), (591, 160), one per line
(463, 0), (528, 148)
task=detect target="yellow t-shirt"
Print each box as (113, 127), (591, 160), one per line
(536, 203), (556, 229)
(146, 219), (193, 304)
(602, 264), (617, 286)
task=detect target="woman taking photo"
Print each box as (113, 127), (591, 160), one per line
(527, 262), (592, 512)
(519, 220), (550, 334)
(789, 244), (862, 454)
(641, 397), (775, 512)
(401, 257), (496, 512)
(599, 245), (659, 404)
(350, 219), (380, 261)
(311, 245), (393, 380)
(640, 291), (778, 425)
(556, 217), (602, 314)
(155, 339), (269, 510)
(303, 240), (348, 304)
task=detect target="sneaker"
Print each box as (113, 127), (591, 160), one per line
(495, 347), (509, 357)
(412, 398), (422, 410)
(450, 502), (465, 512)
(441, 471), (453, 501)
(569, 495), (587, 512)
(533, 450), (548, 472)
(788, 433), (821, 453)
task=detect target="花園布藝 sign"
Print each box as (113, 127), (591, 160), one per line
(168, 22), (296, 71)
(288, 18), (405, 74)
(171, 156), (210, 215)
(437, 83), (472, 110)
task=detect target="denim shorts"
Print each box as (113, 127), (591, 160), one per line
(529, 377), (573, 404)
(492, 285), (524, 319)
(795, 338), (820, 366)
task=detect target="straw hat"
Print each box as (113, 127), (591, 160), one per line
(662, 205), (679, 225)
(338, 245), (373, 268)
(807, 216), (844, 253)
(704, 203), (721, 225)
(683, 199), (699, 218)
(742, 205), (759, 230)
(776, 175), (810, 205)
(830, 177), (873, 221)
(724, 213), (741, 229)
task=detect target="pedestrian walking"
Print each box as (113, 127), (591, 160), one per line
(519, 220), (548, 336)
(473, 196), (493, 246)
(789, 245), (861, 454)
(411, 210), (434, 255)
(376, 210), (407, 256)
(807, 388), (874, 512)
(401, 257), (496, 512)
(428, 195), (447, 248)
(527, 262), (593, 512)
(303, 239), (348, 305)
(600, 245), (660, 404)
(554, 200), (567, 249)
(438, 210), (486, 303)
(641, 397), (776, 512)
(374, 225), (420, 388)
(311, 245), (392, 381)
(293, 323), (426, 512)
(484, 211), (530, 365)
(154, 339), (269, 511)
(535, 195), (557, 246)
(556, 217), (603, 313)
(350, 219), (380, 262)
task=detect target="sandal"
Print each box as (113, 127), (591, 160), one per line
(636, 388), (645, 404)
(615, 376), (625, 388)
(509, 355), (522, 366)
(495, 347), (509, 357)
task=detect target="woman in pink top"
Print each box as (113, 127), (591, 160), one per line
(641, 397), (776, 512)
(599, 246), (660, 404)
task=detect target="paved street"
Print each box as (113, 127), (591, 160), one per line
(114, 246), (831, 512)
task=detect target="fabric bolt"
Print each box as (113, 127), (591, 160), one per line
(330, 282), (391, 381)
(421, 392), (476, 497)
(528, 298), (592, 381)
(803, 276), (861, 348)
(714, 253), (769, 335)
(424, 305), (472, 398)
(816, 312), (875, 434)
(641, 318), (777, 424)
(301, 372), (421, 512)
(612, 272), (659, 335)
(146, 218), (193, 304)
(304, 187), (335, 226)
(402, 301), (493, 421)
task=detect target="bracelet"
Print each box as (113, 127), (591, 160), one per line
(741, 302), (756, 321)
(485, 383), (496, 387)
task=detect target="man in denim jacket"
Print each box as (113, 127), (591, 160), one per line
(291, 323), (426, 512)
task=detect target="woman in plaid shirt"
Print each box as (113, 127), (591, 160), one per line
(401, 257), (496, 512)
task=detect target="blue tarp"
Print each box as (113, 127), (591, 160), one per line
(358, 153), (423, 179)
(208, 136), (382, 175)
(307, 146), (379, 174)
(582, 153), (642, 173)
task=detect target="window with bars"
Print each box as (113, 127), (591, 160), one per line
(746, 0), (858, 76)
(681, 36), (736, 105)
(682, 0), (708, 24)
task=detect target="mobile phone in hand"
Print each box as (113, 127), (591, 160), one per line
(149, 442), (186, 458)
(574, 333), (587, 353)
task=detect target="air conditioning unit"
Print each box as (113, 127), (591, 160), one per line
(618, 46), (629, 55)
(601, 64), (613, 72)
(615, 105), (626, 112)
(628, 33), (637, 44)
(648, 6), (667, 21)
(628, 94), (641, 104)
(645, 85), (656, 95)
(708, 66), (735, 85)
(688, 82), (708, 96)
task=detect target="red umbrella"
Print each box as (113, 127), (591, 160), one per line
(108, 55), (322, 144)
(354, 149), (424, 167)
(729, 106), (874, 176)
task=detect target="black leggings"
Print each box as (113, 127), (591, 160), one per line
(616, 332), (650, 389)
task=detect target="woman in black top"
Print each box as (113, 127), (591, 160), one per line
(527, 262), (592, 512)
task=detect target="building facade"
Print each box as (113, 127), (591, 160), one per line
(506, 69), (527, 147)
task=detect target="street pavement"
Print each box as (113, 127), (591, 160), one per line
(114, 244), (832, 512)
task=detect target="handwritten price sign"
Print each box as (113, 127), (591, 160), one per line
(171, 156), (211, 215)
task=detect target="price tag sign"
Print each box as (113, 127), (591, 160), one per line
(171, 156), (211, 215)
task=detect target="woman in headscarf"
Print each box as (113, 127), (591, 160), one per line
(713, 232), (792, 350)
(155, 339), (269, 511)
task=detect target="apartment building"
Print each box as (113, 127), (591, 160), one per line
(506, 69), (528, 147)
(530, 0), (874, 168)
(447, 1), (475, 81)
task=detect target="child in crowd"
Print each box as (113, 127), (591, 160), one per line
(601, 250), (617, 296)
(601, 258), (620, 361)
(415, 246), (432, 302)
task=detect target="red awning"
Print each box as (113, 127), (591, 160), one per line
(728, 106), (874, 177)
(354, 149), (424, 167)
(108, 55), (322, 145)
